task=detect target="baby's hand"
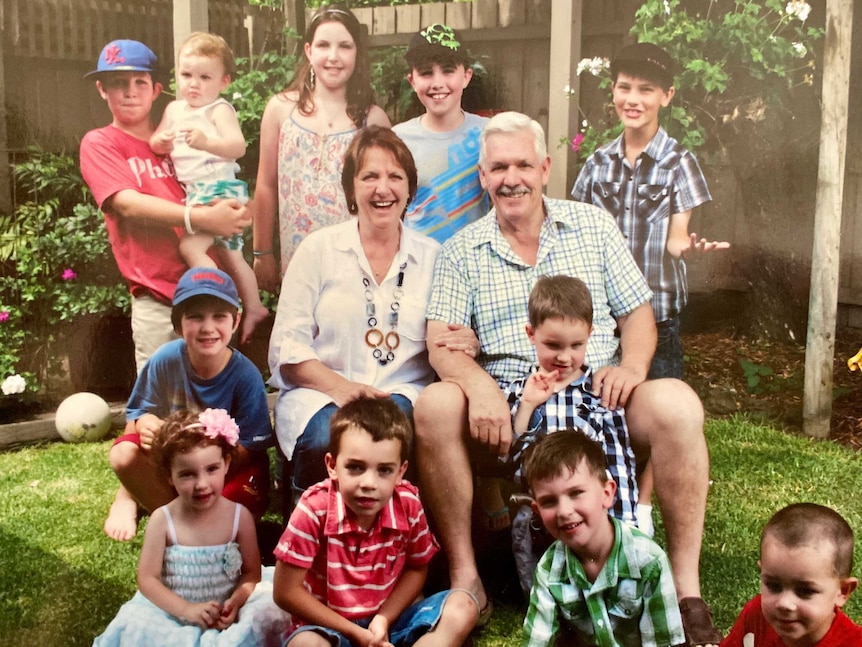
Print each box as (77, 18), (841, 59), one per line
(183, 600), (223, 629)
(151, 130), (175, 154)
(522, 370), (559, 406)
(213, 598), (239, 630)
(182, 128), (208, 150)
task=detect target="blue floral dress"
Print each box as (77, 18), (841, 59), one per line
(93, 504), (289, 647)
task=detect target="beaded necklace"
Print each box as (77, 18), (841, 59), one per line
(363, 262), (406, 366)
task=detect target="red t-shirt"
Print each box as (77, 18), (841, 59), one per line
(722, 595), (862, 646)
(274, 479), (439, 625)
(79, 125), (187, 303)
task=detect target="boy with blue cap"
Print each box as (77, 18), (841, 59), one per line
(105, 267), (272, 541)
(81, 40), (256, 541)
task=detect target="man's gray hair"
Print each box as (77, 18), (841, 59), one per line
(479, 111), (548, 167)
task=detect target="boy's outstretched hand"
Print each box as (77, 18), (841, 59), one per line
(667, 232), (730, 259)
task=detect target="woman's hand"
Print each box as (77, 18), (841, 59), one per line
(328, 381), (390, 407)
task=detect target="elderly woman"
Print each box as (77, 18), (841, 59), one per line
(268, 126), (472, 497)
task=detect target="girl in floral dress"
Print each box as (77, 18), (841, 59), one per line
(252, 4), (390, 293)
(94, 409), (288, 647)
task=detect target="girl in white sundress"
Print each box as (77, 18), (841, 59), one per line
(94, 409), (288, 647)
(251, 3), (390, 294)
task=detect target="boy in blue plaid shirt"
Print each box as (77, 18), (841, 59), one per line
(522, 431), (684, 647)
(571, 42), (728, 381)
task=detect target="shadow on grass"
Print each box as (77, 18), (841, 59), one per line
(0, 527), (131, 646)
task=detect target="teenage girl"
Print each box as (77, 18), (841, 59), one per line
(94, 409), (288, 646)
(252, 3), (391, 293)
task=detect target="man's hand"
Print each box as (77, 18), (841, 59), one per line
(432, 323), (480, 358)
(466, 380), (513, 457)
(590, 364), (645, 410)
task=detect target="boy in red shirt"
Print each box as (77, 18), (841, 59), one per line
(273, 397), (477, 646)
(722, 503), (862, 646)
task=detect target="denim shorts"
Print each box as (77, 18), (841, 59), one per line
(284, 590), (450, 647)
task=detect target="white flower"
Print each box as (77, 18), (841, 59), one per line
(663, 0), (671, 15)
(576, 57), (610, 77)
(232, 92), (243, 101)
(2, 374), (26, 395)
(582, 119), (589, 128)
(792, 42), (807, 57)
(784, 1), (811, 22)
(563, 84), (576, 98)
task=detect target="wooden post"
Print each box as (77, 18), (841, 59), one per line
(803, 0), (854, 438)
(173, 0), (209, 57)
(0, 0), (11, 215)
(546, 0), (582, 199)
(284, 0), (305, 55)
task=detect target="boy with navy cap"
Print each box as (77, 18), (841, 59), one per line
(105, 267), (272, 541)
(81, 40), (256, 542)
(392, 24), (488, 243)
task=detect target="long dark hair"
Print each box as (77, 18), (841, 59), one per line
(284, 4), (374, 128)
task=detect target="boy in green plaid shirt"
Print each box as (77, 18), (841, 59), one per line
(522, 432), (684, 647)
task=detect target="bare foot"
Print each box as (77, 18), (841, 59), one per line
(239, 305), (269, 346)
(104, 496), (139, 541)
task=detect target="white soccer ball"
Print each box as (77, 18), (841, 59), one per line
(55, 392), (112, 443)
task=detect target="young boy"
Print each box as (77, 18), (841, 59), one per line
(722, 503), (862, 646)
(571, 42), (729, 535)
(522, 432), (685, 647)
(273, 397), (477, 646)
(80, 40), (250, 372)
(149, 32), (268, 345)
(392, 23), (489, 243)
(105, 267), (272, 540)
(571, 42), (728, 380)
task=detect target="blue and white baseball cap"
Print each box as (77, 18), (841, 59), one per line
(85, 40), (158, 78)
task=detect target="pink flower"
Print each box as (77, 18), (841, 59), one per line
(0, 311), (8, 322)
(62, 268), (77, 281)
(197, 408), (240, 446)
(571, 133), (585, 152)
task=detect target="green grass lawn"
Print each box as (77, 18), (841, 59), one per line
(2, 415), (862, 646)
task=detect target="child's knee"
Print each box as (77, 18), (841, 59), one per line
(108, 439), (144, 473)
(440, 589), (480, 631)
(284, 630), (331, 647)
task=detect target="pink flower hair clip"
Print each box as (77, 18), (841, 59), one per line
(195, 408), (240, 446)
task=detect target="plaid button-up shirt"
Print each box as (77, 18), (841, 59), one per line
(426, 198), (652, 383)
(572, 128), (711, 321)
(523, 517), (684, 647)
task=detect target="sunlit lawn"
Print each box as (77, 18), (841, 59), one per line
(1, 416), (861, 645)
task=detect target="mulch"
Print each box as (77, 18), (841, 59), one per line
(682, 327), (862, 450)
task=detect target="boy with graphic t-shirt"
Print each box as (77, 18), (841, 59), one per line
(393, 24), (488, 243)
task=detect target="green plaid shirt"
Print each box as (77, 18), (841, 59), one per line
(523, 517), (684, 647)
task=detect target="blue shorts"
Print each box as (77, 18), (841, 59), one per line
(284, 590), (451, 647)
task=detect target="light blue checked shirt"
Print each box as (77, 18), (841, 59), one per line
(571, 128), (711, 322)
(523, 518), (684, 647)
(426, 198), (652, 385)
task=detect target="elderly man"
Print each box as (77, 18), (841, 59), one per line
(416, 112), (721, 647)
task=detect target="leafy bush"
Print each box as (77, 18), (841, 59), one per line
(568, 0), (824, 166)
(0, 149), (129, 398)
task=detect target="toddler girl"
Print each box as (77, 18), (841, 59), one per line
(151, 32), (268, 345)
(251, 3), (391, 292)
(94, 409), (288, 646)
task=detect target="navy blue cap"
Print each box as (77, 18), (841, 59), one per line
(173, 268), (239, 309)
(85, 40), (158, 78)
